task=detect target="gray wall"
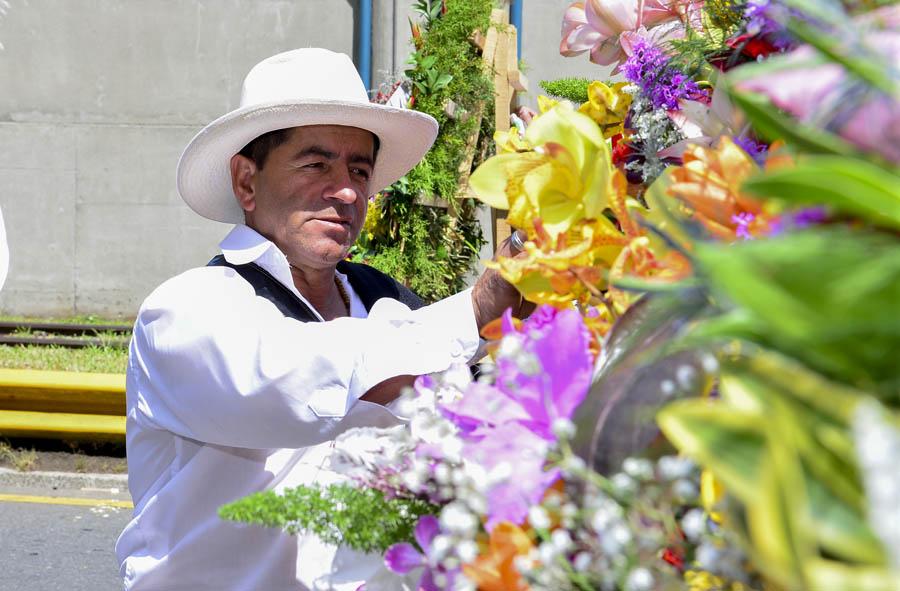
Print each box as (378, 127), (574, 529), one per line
(0, 0), (603, 317)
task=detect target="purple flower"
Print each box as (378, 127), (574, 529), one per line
(792, 206), (829, 227)
(732, 135), (768, 165)
(384, 515), (458, 590)
(439, 308), (593, 529)
(731, 212), (756, 240)
(622, 38), (704, 110)
(463, 422), (559, 530)
(744, 0), (798, 51)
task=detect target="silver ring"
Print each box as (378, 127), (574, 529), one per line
(510, 229), (526, 252)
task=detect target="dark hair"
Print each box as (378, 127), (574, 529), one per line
(237, 127), (381, 170)
(237, 128), (292, 170)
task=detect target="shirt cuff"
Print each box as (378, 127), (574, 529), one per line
(346, 288), (480, 404)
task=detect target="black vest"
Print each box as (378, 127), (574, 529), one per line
(207, 255), (424, 322)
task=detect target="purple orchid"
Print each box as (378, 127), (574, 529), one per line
(439, 306), (593, 529)
(463, 421), (559, 530)
(384, 515), (458, 591)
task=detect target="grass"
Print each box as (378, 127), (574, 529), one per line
(0, 345), (128, 374)
(0, 441), (39, 471)
(0, 315), (130, 373)
(0, 314), (134, 326)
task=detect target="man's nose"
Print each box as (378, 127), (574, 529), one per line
(323, 167), (359, 204)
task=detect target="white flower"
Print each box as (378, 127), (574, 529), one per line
(675, 364), (698, 390)
(660, 379), (677, 397)
(853, 401), (900, 568)
(611, 473), (637, 496)
(440, 502), (479, 537)
(430, 535), (453, 563)
(573, 551), (592, 572)
(457, 540), (479, 563)
(551, 529), (574, 552)
(497, 333), (524, 358)
(625, 567), (654, 591)
(528, 506), (552, 530)
(657, 456), (695, 480)
(622, 458), (654, 481)
(680, 508), (707, 541)
(551, 418), (576, 440)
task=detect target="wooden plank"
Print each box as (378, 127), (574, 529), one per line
(493, 29), (510, 133)
(481, 24), (499, 67)
(0, 409), (125, 441)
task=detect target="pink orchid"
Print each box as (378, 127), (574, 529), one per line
(560, 0), (703, 67)
(734, 6), (900, 165)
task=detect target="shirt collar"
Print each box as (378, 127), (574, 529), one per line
(219, 225), (309, 313)
(218, 224), (365, 320)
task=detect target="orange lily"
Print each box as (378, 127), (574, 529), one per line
(462, 522), (533, 591)
(667, 137), (775, 241)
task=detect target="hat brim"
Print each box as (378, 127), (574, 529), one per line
(177, 100), (439, 224)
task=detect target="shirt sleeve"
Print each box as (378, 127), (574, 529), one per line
(128, 266), (479, 449)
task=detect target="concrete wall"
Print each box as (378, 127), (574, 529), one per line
(0, 0), (605, 317)
(0, 0), (355, 316)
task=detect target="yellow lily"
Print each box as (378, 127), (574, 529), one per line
(537, 94), (559, 114)
(486, 216), (626, 307)
(578, 81), (633, 138)
(470, 102), (614, 240)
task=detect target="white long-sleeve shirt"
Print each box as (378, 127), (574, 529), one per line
(116, 225), (480, 590)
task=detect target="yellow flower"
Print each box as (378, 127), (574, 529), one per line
(578, 81), (633, 138)
(486, 216), (625, 307)
(537, 94), (559, 114)
(701, 469), (725, 523)
(470, 102), (614, 240)
(494, 126), (531, 154)
(667, 137), (774, 241)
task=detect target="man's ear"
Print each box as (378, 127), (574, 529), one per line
(230, 154), (258, 213)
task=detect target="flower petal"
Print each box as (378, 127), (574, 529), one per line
(384, 543), (424, 575)
(414, 515), (441, 551)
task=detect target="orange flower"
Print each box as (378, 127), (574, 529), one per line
(463, 522), (533, 591)
(667, 137), (774, 241)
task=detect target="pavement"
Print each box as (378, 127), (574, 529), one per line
(0, 467), (132, 591)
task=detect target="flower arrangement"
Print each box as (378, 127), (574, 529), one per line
(222, 1), (900, 589)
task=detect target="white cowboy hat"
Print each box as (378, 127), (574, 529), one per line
(177, 48), (439, 224)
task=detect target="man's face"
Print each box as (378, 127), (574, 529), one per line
(233, 125), (375, 271)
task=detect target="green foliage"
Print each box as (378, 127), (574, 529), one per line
(690, 227), (900, 401)
(538, 77), (591, 104)
(703, 0), (746, 32)
(359, 0), (493, 300)
(219, 484), (438, 554)
(743, 156), (900, 230)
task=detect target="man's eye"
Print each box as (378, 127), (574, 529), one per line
(302, 161), (324, 169)
(352, 168), (371, 179)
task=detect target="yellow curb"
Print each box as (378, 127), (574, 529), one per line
(0, 409), (125, 441)
(0, 369), (125, 416)
(0, 493), (132, 508)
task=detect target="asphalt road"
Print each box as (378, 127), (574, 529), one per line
(0, 486), (131, 591)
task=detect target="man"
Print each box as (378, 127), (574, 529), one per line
(116, 48), (525, 590)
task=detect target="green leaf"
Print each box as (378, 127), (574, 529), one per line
(743, 156), (900, 230)
(657, 399), (768, 504)
(692, 227), (900, 397)
(728, 90), (858, 156)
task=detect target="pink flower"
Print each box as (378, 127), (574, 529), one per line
(734, 10), (900, 165)
(560, 0), (702, 67)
